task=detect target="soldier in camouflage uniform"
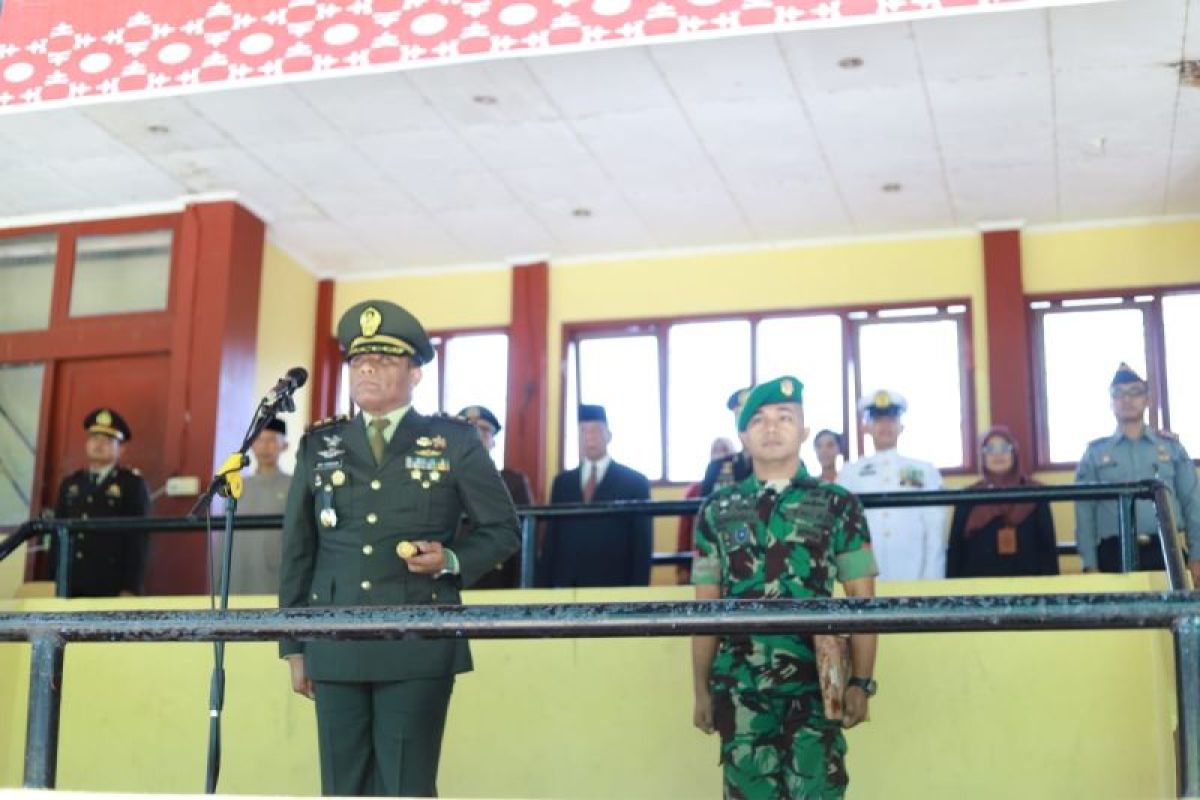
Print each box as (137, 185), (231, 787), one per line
(691, 376), (879, 799)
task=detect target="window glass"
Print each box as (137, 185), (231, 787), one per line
(575, 335), (662, 478)
(667, 320), (751, 482)
(70, 229), (172, 316)
(1040, 308), (1147, 463)
(857, 319), (966, 468)
(0, 233), (56, 332)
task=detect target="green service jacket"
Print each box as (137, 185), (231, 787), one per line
(278, 409), (520, 682)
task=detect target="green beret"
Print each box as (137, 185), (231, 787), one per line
(337, 300), (434, 365)
(737, 376), (804, 432)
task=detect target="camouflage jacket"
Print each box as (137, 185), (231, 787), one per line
(692, 464), (877, 696)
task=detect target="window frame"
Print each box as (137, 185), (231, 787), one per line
(1029, 283), (1200, 470)
(561, 298), (977, 485)
(335, 324), (510, 417)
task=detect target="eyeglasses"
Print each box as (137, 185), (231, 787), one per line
(1111, 386), (1148, 399)
(981, 443), (1014, 455)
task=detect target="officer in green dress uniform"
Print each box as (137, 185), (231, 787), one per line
(1075, 362), (1200, 580)
(691, 377), (879, 799)
(279, 300), (520, 797)
(51, 408), (151, 597)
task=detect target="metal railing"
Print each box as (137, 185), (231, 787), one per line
(0, 480), (1180, 593)
(0, 480), (1194, 794)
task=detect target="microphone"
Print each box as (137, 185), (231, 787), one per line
(261, 367), (308, 408)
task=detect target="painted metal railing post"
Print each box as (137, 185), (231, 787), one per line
(23, 632), (64, 789)
(1174, 616), (1200, 798)
(54, 524), (70, 598)
(519, 515), (536, 589)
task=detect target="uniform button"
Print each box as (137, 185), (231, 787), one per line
(362, 544), (374, 556)
(371, 480), (381, 490)
(367, 513), (378, 524)
(360, 580), (372, 591)
(75, 552), (84, 560)
(431, 592), (439, 601)
(311, 592), (319, 601)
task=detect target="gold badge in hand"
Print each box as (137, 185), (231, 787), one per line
(397, 541), (419, 559)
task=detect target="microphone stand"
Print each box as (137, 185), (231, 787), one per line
(190, 390), (297, 794)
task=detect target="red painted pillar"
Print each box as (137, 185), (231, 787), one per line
(504, 262), (549, 501)
(981, 229), (1036, 463)
(310, 278), (338, 423)
(150, 200), (265, 594)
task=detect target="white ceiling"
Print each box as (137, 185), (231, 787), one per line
(0, 0), (1196, 275)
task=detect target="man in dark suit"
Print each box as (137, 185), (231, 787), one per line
(542, 404), (653, 587)
(51, 407), (151, 597)
(455, 404), (533, 589)
(279, 299), (520, 797)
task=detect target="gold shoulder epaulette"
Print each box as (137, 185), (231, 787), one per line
(430, 412), (471, 427)
(306, 414), (349, 433)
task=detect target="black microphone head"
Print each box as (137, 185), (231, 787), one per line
(286, 367), (309, 388)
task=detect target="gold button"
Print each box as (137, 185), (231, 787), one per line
(360, 580), (372, 591)
(75, 552), (84, 560)
(431, 592), (438, 601)
(371, 480), (381, 490)
(311, 592), (319, 600)
(367, 513), (378, 524)
(362, 544), (374, 555)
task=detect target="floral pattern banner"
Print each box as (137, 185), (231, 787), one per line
(0, 0), (1104, 111)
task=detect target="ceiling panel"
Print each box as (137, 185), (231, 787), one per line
(0, 0), (1195, 275)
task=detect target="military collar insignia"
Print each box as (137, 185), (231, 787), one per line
(360, 306), (382, 337)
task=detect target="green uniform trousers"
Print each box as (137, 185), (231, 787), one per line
(714, 689), (848, 800)
(313, 677), (453, 797)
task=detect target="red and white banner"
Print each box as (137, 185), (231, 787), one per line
(0, 0), (1110, 112)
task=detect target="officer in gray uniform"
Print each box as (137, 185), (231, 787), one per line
(1075, 363), (1200, 579)
(279, 299), (520, 797)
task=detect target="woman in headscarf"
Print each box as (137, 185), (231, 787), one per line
(947, 426), (1059, 578)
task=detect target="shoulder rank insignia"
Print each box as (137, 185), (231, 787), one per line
(1158, 429), (1179, 441)
(307, 414), (349, 434)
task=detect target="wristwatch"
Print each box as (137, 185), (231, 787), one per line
(847, 677), (877, 697)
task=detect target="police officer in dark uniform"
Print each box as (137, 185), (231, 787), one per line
(455, 404), (533, 589)
(700, 386), (754, 496)
(51, 408), (151, 597)
(279, 300), (520, 797)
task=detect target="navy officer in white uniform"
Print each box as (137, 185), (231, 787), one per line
(838, 390), (946, 580)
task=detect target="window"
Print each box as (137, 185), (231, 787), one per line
(0, 362), (45, 524)
(564, 302), (974, 482)
(1033, 290), (1200, 465)
(564, 333), (663, 476)
(856, 315), (967, 467)
(0, 233), (56, 333)
(70, 229), (172, 316)
(338, 330), (510, 468)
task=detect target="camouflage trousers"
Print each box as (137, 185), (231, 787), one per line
(712, 688), (848, 800)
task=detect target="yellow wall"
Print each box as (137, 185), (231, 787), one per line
(254, 243), (319, 475)
(334, 267), (511, 331)
(1024, 217), (1200, 294)
(0, 575), (1177, 798)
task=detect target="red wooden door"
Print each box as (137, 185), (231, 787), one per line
(37, 353), (175, 589)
